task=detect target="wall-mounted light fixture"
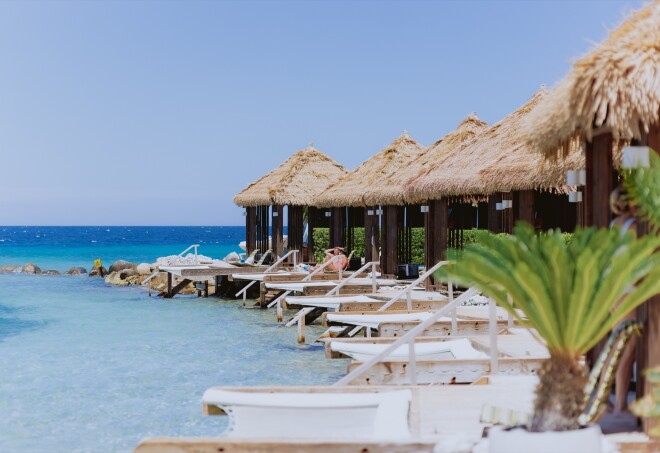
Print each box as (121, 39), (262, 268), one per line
(622, 146), (652, 169)
(324, 211), (331, 217)
(568, 191), (583, 203)
(242, 210), (247, 217)
(496, 202), (503, 211)
(420, 205), (429, 213)
(566, 169), (578, 186)
(375, 209), (383, 215)
(367, 210), (374, 216)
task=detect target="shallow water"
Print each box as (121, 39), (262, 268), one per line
(0, 274), (346, 452)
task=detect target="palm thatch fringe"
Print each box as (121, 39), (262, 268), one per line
(316, 132), (425, 207)
(405, 89), (582, 199)
(525, 1), (660, 157)
(233, 146), (348, 207)
(399, 114), (488, 204)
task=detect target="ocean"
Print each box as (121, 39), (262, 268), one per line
(0, 226), (345, 452)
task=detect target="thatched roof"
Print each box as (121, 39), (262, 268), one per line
(525, 1), (660, 157)
(233, 146), (348, 207)
(316, 132), (425, 207)
(401, 115), (489, 204)
(405, 89), (582, 199)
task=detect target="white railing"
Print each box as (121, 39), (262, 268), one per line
(377, 261), (447, 312)
(282, 261), (379, 329)
(178, 244), (200, 262)
(269, 256), (341, 315)
(327, 261), (380, 295)
(141, 243), (201, 288)
(333, 287), (500, 386)
(234, 250), (300, 302)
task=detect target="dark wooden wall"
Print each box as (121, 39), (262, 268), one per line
(381, 206), (398, 275)
(246, 206), (256, 254)
(287, 206), (304, 262)
(488, 194), (502, 233)
(255, 205), (270, 253)
(424, 199), (448, 276)
(271, 205), (284, 258)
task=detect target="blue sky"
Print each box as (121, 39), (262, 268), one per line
(0, 0), (644, 226)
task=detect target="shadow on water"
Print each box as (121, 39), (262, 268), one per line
(0, 316), (47, 341)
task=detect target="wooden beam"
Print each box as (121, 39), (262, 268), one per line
(271, 205), (284, 258)
(246, 206), (256, 254)
(585, 133), (614, 228)
(364, 207), (379, 263)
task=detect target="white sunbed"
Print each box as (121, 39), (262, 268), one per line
(325, 312), (452, 330)
(329, 338), (488, 361)
(231, 271), (306, 281)
(285, 295), (384, 309)
(202, 388), (412, 441)
(265, 279), (397, 292)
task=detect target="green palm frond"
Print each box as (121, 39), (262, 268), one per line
(624, 151), (660, 229)
(437, 224), (660, 357)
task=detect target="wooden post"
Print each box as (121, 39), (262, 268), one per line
(246, 206), (256, 254)
(271, 205), (284, 258)
(425, 199), (447, 288)
(308, 207), (319, 263)
(364, 207), (379, 263)
(383, 205), (398, 276)
(585, 133), (614, 228)
(166, 272), (172, 298)
(516, 190), (535, 228)
(637, 127), (660, 436)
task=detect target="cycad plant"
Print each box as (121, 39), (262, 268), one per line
(623, 151), (660, 230)
(438, 224), (660, 432)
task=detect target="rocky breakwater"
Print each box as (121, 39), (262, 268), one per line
(0, 263), (62, 275)
(103, 260), (200, 295)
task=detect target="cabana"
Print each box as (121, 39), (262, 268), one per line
(523, 1), (660, 434)
(406, 89), (581, 241)
(400, 115), (489, 272)
(234, 146), (348, 262)
(317, 132), (426, 276)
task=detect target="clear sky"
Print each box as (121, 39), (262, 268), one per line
(0, 0), (644, 226)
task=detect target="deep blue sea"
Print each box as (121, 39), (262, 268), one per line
(0, 226), (343, 453)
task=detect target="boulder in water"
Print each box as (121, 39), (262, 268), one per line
(108, 260), (136, 273)
(42, 270), (61, 275)
(136, 263), (152, 276)
(65, 267), (87, 275)
(0, 264), (21, 273)
(88, 267), (108, 277)
(21, 263), (42, 274)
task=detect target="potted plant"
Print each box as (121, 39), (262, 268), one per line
(439, 224), (660, 452)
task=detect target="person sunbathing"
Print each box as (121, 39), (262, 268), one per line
(321, 247), (349, 272)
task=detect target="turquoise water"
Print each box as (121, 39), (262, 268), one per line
(0, 227), (345, 452)
(0, 226), (248, 271)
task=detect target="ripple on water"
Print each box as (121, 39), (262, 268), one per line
(0, 274), (345, 452)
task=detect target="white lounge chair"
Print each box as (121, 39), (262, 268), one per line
(330, 338), (488, 361)
(202, 388), (412, 441)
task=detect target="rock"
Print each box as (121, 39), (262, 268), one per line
(136, 263), (152, 276)
(106, 272), (128, 286)
(65, 267), (87, 275)
(21, 263), (42, 274)
(119, 268), (137, 279)
(108, 260), (136, 273)
(88, 267), (108, 277)
(42, 270), (61, 275)
(0, 264), (21, 273)
(223, 252), (241, 263)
